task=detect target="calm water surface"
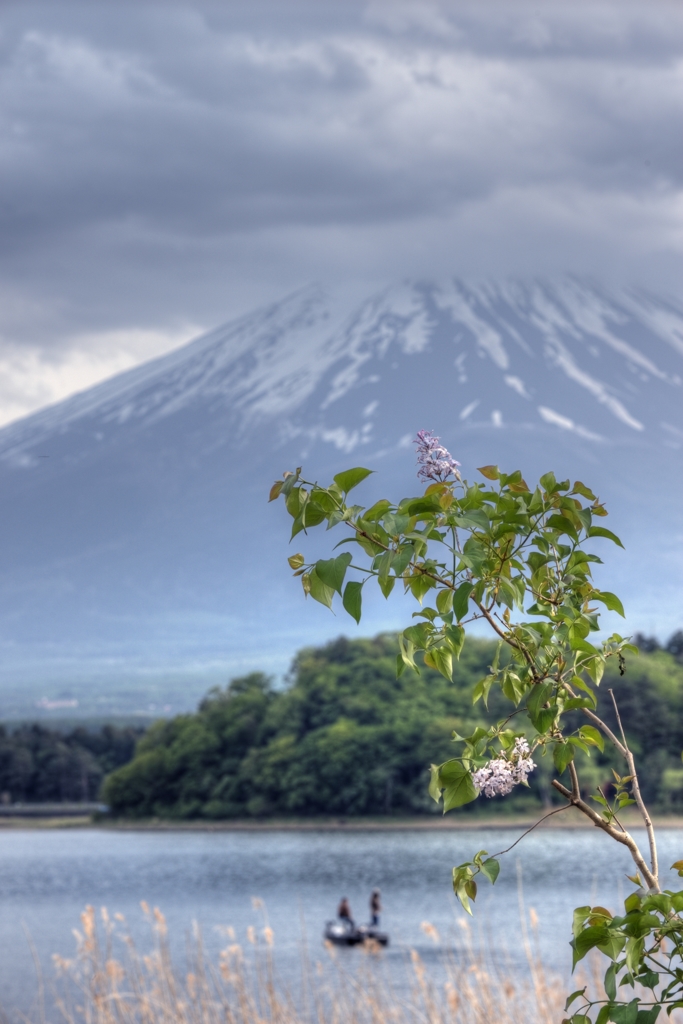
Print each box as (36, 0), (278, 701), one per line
(1, 826), (682, 1018)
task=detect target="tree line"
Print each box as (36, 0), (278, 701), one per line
(0, 724), (143, 803)
(102, 631), (683, 819)
(1, 630), (680, 814)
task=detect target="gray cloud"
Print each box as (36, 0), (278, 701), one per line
(0, 0), (680, 418)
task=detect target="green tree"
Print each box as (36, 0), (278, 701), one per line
(103, 674), (273, 818)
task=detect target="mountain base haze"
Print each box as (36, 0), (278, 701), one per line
(0, 278), (680, 717)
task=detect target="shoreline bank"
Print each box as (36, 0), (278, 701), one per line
(3, 811), (683, 830)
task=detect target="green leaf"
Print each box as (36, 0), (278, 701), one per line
(534, 708), (557, 733)
(478, 465), (500, 480)
(565, 989), (587, 1011)
(472, 675), (494, 708)
(571, 636), (601, 657)
(571, 481), (596, 501)
(383, 512), (411, 537)
(269, 479), (284, 502)
(428, 764), (442, 804)
(436, 588), (454, 616)
(501, 669), (525, 706)
(403, 496), (442, 515)
(424, 645), (453, 681)
(554, 741), (575, 774)
(579, 725), (605, 752)
(407, 572), (434, 603)
(307, 568), (335, 609)
(564, 698), (594, 712)
(315, 553), (352, 595)
(527, 681), (554, 720)
(572, 906), (591, 939)
(452, 869), (474, 915)
(571, 676), (598, 706)
(546, 513), (579, 541)
(375, 549), (393, 583)
(584, 657), (605, 686)
(593, 591), (626, 617)
(391, 545), (414, 577)
(364, 499), (391, 522)
(609, 999), (638, 1024)
(598, 929), (626, 962)
(403, 622), (432, 649)
(288, 553), (305, 570)
(604, 962), (617, 1001)
(480, 858), (500, 884)
(444, 624), (465, 660)
(333, 467), (373, 494)
(440, 760), (477, 812)
(573, 923), (610, 965)
(587, 525), (624, 548)
(397, 636), (418, 676)
(454, 509), (490, 531)
(453, 581), (474, 622)
(379, 574), (396, 599)
(625, 937), (644, 976)
(342, 581), (362, 624)
(302, 501), (327, 530)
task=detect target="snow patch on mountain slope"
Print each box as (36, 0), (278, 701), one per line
(0, 277), (681, 471)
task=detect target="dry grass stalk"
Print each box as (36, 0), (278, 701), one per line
(41, 904), (573, 1024)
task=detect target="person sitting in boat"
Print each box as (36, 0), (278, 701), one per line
(337, 897), (354, 929)
(370, 888), (381, 927)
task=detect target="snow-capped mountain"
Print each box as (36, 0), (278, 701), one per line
(0, 279), (681, 714)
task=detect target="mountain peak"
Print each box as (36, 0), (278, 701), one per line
(0, 276), (680, 713)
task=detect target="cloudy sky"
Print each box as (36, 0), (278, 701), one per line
(0, 0), (681, 426)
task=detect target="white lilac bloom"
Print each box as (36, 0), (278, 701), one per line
(472, 737), (536, 798)
(413, 430), (461, 483)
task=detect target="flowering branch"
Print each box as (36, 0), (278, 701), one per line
(271, 431), (669, 1020)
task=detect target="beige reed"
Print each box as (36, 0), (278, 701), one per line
(23, 901), (579, 1024)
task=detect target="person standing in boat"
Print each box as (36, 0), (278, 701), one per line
(370, 888), (381, 927)
(337, 897), (354, 929)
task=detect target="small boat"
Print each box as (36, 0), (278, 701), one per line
(323, 921), (389, 947)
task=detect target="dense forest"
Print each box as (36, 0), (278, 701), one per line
(102, 630), (683, 820)
(0, 724), (143, 803)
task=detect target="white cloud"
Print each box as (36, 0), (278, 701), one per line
(0, 325), (201, 427)
(538, 405), (603, 441)
(0, 0), (679, 420)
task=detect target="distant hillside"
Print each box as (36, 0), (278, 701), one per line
(103, 632), (683, 820)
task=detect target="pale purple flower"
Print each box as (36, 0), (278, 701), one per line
(472, 737), (535, 799)
(413, 430), (461, 483)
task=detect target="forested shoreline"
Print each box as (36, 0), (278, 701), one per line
(0, 724), (143, 804)
(103, 631), (683, 820)
(1, 631), (681, 817)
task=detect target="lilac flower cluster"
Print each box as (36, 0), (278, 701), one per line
(413, 430), (461, 483)
(471, 738), (535, 799)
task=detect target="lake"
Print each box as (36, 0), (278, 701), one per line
(1, 825), (682, 1019)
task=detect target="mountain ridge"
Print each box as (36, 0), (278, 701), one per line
(0, 277), (680, 716)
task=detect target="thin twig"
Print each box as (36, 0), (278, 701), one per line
(560, 679), (628, 758)
(609, 687), (659, 883)
(551, 778), (659, 892)
(568, 761), (581, 800)
(597, 785), (626, 833)
(491, 804), (574, 859)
